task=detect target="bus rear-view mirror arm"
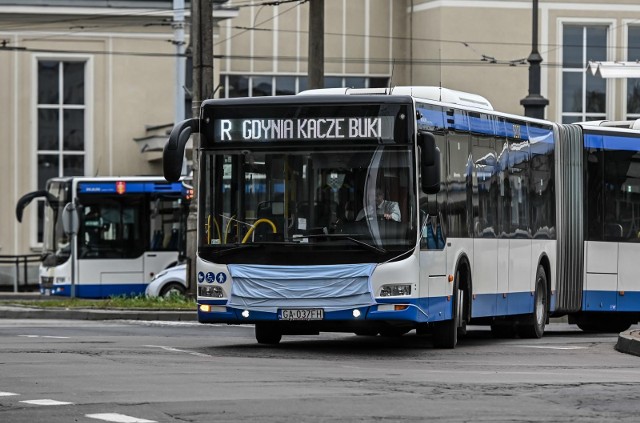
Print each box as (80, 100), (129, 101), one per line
(15, 190), (58, 223)
(163, 118), (201, 182)
(418, 132), (441, 194)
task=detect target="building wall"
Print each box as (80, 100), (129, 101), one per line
(3, 0), (640, 261)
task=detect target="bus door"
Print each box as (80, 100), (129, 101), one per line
(144, 196), (185, 280)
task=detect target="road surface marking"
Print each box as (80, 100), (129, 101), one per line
(0, 392), (19, 396)
(20, 399), (73, 406)
(515, 345), (588, 350)
(144, 345), (212, 358)
(86, 413), (157, 423)
(18, 335), (70, 339)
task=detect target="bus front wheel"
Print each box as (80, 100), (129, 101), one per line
(433, 276), (462, 349)
(255, 323), (282, 345)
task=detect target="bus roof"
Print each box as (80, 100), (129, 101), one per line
(299, 86), (494, 111)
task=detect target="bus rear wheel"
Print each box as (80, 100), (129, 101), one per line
(517, 265), (548, 339)
(255, 323), (282, 345)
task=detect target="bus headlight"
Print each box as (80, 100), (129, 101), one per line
(198, 285), (224, 298)
(379, 284), (412, 297)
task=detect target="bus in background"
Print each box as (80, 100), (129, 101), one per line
(163, 86), (640, 348)
(16, 176), (191, 298)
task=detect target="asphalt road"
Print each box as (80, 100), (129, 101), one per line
(1, 319), (639, 423)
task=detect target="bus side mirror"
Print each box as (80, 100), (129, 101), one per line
(15, 190), (58, 222)
(163, 118), (200, 182)
(418, 132), (441, 194)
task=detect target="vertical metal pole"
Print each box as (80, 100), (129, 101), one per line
(187, 0), (213, 297)
(174, 0), (186, 123)
(520, 0), (549, 118)
(308, 0), (324, 89)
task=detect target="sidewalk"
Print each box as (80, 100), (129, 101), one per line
(615, 330), (640, 357)
(0, 292), (196, 322)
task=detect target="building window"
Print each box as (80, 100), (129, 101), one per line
(221, 75), (388, 98)
(561, 25), (608, 124)
(627, 26), (640, 120)
(36, 60), (87, 242)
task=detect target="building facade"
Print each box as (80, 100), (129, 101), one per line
(2, 0), (640, 284)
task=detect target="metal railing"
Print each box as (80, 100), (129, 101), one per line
(0, 254), (42, 292)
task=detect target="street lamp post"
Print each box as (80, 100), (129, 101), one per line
(520, 0), (549, 119)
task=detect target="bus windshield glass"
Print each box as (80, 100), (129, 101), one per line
(200, 145), (416, 265)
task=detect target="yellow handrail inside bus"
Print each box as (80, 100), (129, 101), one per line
(206, 215), (222, 244)
(241, 218), (277, 244)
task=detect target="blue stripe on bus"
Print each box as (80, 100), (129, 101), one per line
(197, 292), (540, 324)
(78, 182), (184, 194)
(42, 283), (147, 298)
(471, 292), (534, 318)
(583, 290), (640, 312)
(584, 133), (640, 151)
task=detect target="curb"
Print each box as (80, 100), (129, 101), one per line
(0, 306), (196, 322)
(615, 330), (640, 357)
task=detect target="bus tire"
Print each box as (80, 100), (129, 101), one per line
(255, 323), (282, 345)
(517, 265), (548, 339)
(433, 278), (461, 349)
(160, 282), (186, 298)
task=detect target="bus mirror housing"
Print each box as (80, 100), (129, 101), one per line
(163, 118), (200, 182)
(15, 190), (58, 222)
(418, 132), (441, 194)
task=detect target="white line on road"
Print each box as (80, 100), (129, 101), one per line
(144, 345), (212, 358)
(20, 399), (74, 406)
(86, 413), (157, 423)
(85, 413), (156, 423)
(515, 345), (588, 350)
(0, 392), (19, 396)
(18, 335), (70, 339)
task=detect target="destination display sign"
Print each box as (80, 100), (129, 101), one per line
(213, 116), (396, 142)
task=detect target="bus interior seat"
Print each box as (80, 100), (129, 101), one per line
(255, 201), (284, 241)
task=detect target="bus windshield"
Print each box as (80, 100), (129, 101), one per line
(200, 145), (416, 265)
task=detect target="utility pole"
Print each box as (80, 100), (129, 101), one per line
(520, 0), (548, 119)
(173, 0), (186, 124)
(308, 0), (324, 89)
(187, 0), (214, 297)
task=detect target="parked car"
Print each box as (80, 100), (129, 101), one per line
(145, 264), (187, 297)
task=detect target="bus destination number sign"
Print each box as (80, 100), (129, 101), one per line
(214, 117), (394, 142)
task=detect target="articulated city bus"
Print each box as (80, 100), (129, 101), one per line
(16, 176), (190, 298)
(163, 87), (640, 347)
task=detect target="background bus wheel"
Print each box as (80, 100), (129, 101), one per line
(160, 282), (186, 298)
(517, 265), (548, 339)
(255, 323), (282, 345)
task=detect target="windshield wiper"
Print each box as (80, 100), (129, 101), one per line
(287, 234), (387, 254)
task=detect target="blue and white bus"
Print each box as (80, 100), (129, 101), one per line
(16, 176), (191, 298)
(163, 87), (640, 347)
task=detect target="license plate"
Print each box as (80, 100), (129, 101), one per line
(279, 308), (324, 321)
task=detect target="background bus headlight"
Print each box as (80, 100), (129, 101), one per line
(379, 284), (412, 297)
(198, 285), (224, 298)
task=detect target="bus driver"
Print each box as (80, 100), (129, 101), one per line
(356, 188), (401, 222)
